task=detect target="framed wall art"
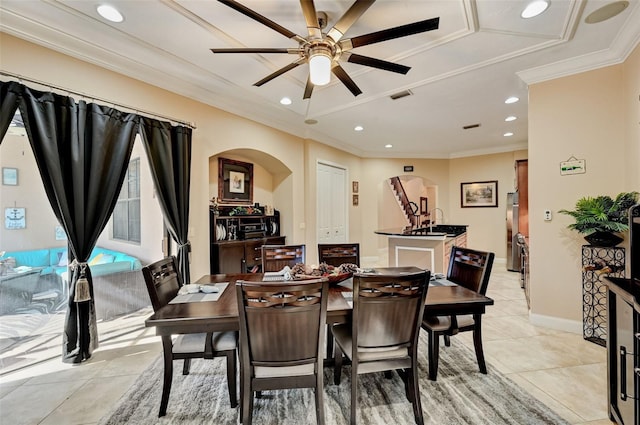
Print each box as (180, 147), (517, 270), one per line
(352, 181), (359, 193)
(353, 194), (359, 206)
(218, 158), (253, 204)
(5, 207), (26, 229)
(460, 180), (498, 208)
(2, 167), (18, 186)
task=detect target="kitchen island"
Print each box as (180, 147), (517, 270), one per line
(375, 225), (468, 274)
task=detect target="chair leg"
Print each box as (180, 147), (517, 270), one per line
(159, 336), (174, 417)
(241, 374), (252, 425)
(383, 370), (393, 379)
(472, 315), (487, 374)
(326, 324), (334, 360)
(226, 350), (238, 408)
(350, 369), (357, 425)
(409, 360), (424, 425)
(428, 330), (440, 381)
(333, 341), (343, 385)
(444, 334), (451, 347)
(182, 358), (191, 375)
(315, 369), (325, 425)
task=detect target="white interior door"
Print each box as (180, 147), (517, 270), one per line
(317, 162), (347, 244)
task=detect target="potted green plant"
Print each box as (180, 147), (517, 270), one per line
(559, 191), (639, 246)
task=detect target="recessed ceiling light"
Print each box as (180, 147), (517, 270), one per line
(97, 4), (124, 23)
(521, 0), (550, 19)
(385, 144), (393, 148)
(505, 96), (519, 104)
(505, 116), (517, 122)
(585, 1), (629, 23)
(280, 97), (292, 105)
(504, 132), (514, 137)
(354, 125), (364, 132)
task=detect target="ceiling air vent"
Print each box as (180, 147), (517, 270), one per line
(390, 90), (413, 100)
(463, 123), (481, 130)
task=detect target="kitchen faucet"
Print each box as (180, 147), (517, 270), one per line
(429, 208), (444, 232)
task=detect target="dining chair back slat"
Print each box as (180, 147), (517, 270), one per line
(261, 244), (305, 272)
(318, 243), (360, 267)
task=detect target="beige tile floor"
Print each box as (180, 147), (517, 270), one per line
(0, 267), (615, 425)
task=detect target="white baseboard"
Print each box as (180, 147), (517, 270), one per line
(529, 312), (583, 334)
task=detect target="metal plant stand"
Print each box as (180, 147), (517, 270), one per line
(581, 245), (625, 346)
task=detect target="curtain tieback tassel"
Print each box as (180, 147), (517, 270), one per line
(72, 262), (91, 303)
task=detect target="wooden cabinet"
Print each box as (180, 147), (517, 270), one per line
(211, 237), (285, 274)
(604, 277), (639, 425)
(443, 233), (467, 272)
(515, 159), (528, 237)
(210, 208), (285, 273)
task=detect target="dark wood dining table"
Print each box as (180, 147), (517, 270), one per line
(145, 267), (494, 339)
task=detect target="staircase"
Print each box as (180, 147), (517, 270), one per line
(388, 177), (418, 227)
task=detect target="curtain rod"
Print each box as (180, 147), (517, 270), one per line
(1, 71), (197, 129)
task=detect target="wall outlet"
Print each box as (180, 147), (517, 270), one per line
(544, 210), (552, 221)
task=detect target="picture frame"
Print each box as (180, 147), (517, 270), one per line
(5, 207), (26, 229)
(460, 180), (498, 208)
(218, 158), (253, 204)
(2, 167), (18, 186)
(352, 181), (359, 193)
(353, 194), (359, 206)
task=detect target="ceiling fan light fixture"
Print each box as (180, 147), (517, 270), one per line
(309, 46), (333, 86)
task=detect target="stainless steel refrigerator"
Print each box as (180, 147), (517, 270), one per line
(506, 192), (520, 271)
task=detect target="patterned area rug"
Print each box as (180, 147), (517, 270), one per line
(99, 334), (569, 425)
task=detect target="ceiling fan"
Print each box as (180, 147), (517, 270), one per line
(211, 0), (439, 99)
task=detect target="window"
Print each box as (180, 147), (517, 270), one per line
(113, 158), (141, 243)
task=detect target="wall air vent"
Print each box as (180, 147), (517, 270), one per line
(390, 90), (413, 100)
(463, 123), (481, 130)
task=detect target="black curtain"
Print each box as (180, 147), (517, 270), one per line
(0, 81), (21, 137)
(139, 117), (192, 284)
(5, 83), (139, 363)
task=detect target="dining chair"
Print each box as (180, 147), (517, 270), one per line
(421, 246), (495, 381)
(332, 268), (431, 425)
(142, 256), (238, 417)
(235, 277), (329, 425)
(261, 244), (305, 272)
(318, 243), (360, 267)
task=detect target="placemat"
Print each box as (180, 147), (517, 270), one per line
(169, 282), (228, 304)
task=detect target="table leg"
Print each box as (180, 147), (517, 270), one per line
(472, 313), (487, 374)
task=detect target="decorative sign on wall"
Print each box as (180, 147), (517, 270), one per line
(560, 155), (586, 175)
(5, 207), (26, 229)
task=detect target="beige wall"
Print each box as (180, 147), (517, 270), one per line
(449, 150), (528, 257)
(7, 33), (637, 332)
(528, 43), (640, 331)
(0, 133), (60, 250)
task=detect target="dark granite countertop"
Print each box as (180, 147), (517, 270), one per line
(375, 224), (468, 237)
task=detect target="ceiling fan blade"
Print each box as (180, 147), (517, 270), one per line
(332, 64), (362, 97)
(303, 77), (314, 99)
(343, 53), (410, 74)
(340, 17), (439, 49)
(253, 58), (305, 87)
(326, 0), (375, 43)
(218, 0), (306, 43)
(300, 0), (322, 39)
(211, 48), (300, 54)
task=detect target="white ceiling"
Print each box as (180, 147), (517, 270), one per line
(1, 0), (639, 158)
